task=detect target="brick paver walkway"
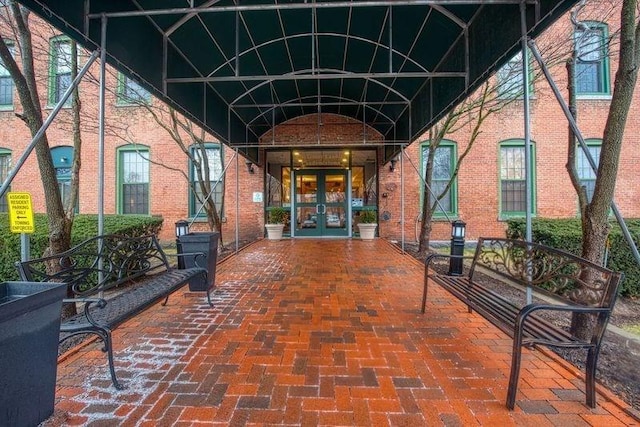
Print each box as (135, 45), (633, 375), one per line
(48, 239), (638, 426)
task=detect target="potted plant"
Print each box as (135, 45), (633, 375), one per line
(265, 206), (288, 240)
(357, 209), (377, 240)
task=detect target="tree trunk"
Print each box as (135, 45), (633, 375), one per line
(568, 0), (640, 339)
(0, 5), (74, 315)
(417, 141), (437, 258)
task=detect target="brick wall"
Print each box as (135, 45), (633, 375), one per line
(2, 2), (639, 247)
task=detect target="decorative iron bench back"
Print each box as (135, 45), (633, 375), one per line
(469, 238), (622, 308)
(16, 234), (171, 297)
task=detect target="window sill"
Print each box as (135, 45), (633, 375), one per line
(187, 216), (209, 223)
(116, 101), (151, 107)
(45, 104), (72, 110)
(431, 216), (458, 222)
(576, 94), (612, 101)
(498, 214), (536, 221)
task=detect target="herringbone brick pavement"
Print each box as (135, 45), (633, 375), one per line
(46, 239), (638, 426)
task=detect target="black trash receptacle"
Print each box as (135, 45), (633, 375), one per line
(0, 281), (66, 427)
(177, 232), (219, 292)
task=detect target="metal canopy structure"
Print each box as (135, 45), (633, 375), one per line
(18, 0), (579, 162)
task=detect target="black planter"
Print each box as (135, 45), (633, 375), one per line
(177, 232), (219, 292)
(0, 281), (66, 427)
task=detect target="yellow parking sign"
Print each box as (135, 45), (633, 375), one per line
(7, 192), (35, 234)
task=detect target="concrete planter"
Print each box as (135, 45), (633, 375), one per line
(0, 281), (66, 427)
(357, 223), (378, 240)
(265, 224), (285, 240)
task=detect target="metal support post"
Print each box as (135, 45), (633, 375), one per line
(400, 145), (405, 253)
(520, 2), (533, 304)
(235, 146), (240, 252)
(20, 233), (30, 262)
(97, 15), (108, 294)
(98, 15), (107, 237)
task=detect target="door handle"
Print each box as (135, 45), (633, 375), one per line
(319, 204), (326, 214)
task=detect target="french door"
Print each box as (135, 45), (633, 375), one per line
(293, 169), (349, 237)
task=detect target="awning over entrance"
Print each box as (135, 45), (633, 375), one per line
(19, 0), (578, 162)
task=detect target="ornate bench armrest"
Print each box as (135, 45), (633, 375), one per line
(64, 297), (108, 328)
(166, 252), (207, 269)
(514, 303), (612, 342)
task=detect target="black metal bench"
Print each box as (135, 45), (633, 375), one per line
(421, 237), (623, 410)
(15, 234), (210, 389)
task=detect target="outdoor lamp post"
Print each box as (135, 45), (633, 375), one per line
(175, 220), (189, 269)
(175, 220), (189, 238)
(448, 220), (466, 276)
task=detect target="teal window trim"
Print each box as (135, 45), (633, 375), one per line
(575, 138), (602, 203)
(496, 50), (534, 99)
(116, 72), (151, 105)
(420, 140), (458, 218)
(0, 39), (15, 110)
(189, 143), (224, 218)
(574, 22), (610, 97)
(116, 144), (150, 215)
(0, 148), (11, 212)
(51, 145), (78, 213)
(498, 139), (536, 219)
(48, 35), (74, 107)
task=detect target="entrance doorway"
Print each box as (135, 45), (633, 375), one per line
(294, 169), (349, 237)
(264, 148), (378, 239)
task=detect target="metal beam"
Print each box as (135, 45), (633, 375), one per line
(231, 101), (408, 108)
(166, 71), (466, 84)
(228, 68), (412, 107)
(217, 140), (411, 149)
(205, 31), (433, 79)
(88, 1), (531, 20)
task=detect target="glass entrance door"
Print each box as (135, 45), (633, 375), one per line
(294, 169), (349, 237)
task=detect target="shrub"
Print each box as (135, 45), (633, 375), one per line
(359, 210), (377, 223)
(506, 218), (640, 297)
(267, 207), (288, 224)
(0, 214), (163, 282)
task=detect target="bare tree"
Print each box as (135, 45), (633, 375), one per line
(417, 0), (624, 261)
(115, 96), (226, 245)
(0, 2), (83, 317)
(565, 0), (640, 339)
(418, 75), (532, 256)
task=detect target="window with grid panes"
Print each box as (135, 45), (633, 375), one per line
(500, 141), (535, 217)
(576, 139), (601, 202)
(189, 144), (223, 218)
(496, 51), (533, 99)
(117, 73), (151, 104)
(0, 40), (14, 108)
(421, 141), (456, 216)
(575, 23), (610, 96)
(49, 37), (74, 105)
(51, 146), (76, 211)
(118, 146), (149, 214)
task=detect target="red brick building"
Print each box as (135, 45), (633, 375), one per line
(1, 1), (638, 246)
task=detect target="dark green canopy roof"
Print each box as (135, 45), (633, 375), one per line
(19, 0), (577, 160)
